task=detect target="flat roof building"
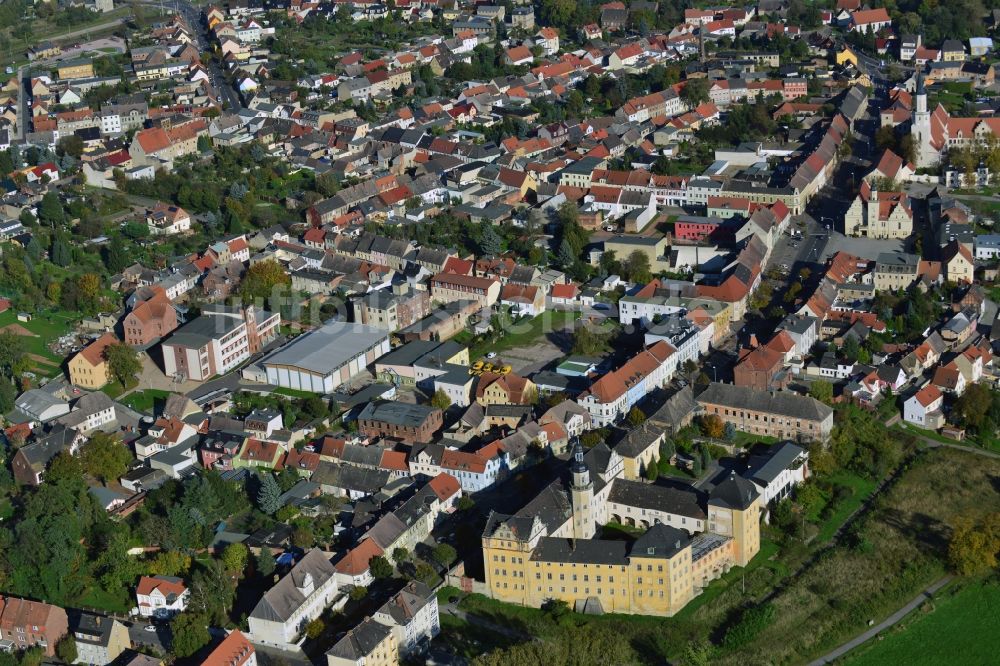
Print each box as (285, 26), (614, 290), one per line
(262, 321), (391, 394)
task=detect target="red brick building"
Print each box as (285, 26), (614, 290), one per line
(357, 401), (443, 445)
(733, 346), (787, 392)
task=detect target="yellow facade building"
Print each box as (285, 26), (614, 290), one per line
(67, 332), (118, 389)
(326, 617), (398, 666)
(482, 441), (761, 617)
(57, 58), (95, 80)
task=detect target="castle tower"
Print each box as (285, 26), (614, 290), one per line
(707, 472), (762, 567)
(569, 438), (596, 541)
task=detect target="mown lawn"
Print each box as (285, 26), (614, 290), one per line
(0, 308), (78, 377)
(77, 586), (131, 615)
(121, 388), (171, 414)
(846, 581), (1000, 666)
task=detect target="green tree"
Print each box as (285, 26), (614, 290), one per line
(45, 450), (84, 485)
(392, 547), (410, 564)
(681, 78), (710, 106)
(571, 324), (610, 355)
(624, 250), (652, 284)
(949, 513), (1000, 576)
(370, 555), (394, 579)
(188, 559), (237, 625)
(699, 444), (712, 471)
(50, 237), (72, 267)
(221, 542), (249, 576)
(240, 259), (291, 306)
(171, 613), (210, 658)
(55, 635), (77, 664)
(37, 191), (65, 226)
(0, 330), (27, 379)
(644, 460), (659, 481)
(0, 378), (17, 413)
(809, 380), (834, 405)
(479, 224), (502, 256)
(256, 547), (276, 578)
(104, 236), (130, 273)
(953, 383), (995, 431)
(841, 336), (861, 363)
(430, 389), (452, 410)
(432, 543), (458, 568)
(539, 0), (576, 28)
(557, 238), (576, 269)
(82, 432), (132, 485)
(627, 406), (646, 427)
(256, 474), (282, 515)
(103, 342), (142, 389)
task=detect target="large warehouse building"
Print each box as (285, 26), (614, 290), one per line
(262, 321), (391, 393)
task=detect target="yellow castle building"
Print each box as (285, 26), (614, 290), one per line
(482, 440), (761, 616)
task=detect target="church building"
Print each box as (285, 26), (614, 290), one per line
(912, 72), (1000, 168)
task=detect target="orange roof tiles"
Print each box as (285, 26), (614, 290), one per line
(137, 575), (187, 598)
(78, 332), (118, 367)
(335, 538), (384, 576)
(427, 472), (461, 501)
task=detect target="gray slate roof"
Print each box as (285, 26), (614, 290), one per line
(696, 383), (832, 422)
(249, 548), (336, 623)
(326, 617), (393, 661)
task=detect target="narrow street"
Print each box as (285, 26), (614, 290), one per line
(808, 575), (954, 665)
(173, 0), (243, 111)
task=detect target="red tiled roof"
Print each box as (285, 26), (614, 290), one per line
(913, 384), (942, 407)
(550, 283), (579, 299)
(77, 332), (119, 367)
(136, 575), (187, 597)
(334, 538), (383, 575)
(427, 472), (461, 501)
(203, 631), (255, 666)
(380, 450), (409, 472)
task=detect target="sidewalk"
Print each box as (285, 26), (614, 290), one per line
(808, 575), (953, 665)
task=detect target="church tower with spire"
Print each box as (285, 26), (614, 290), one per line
(569, 438), (596, 541)
(912, 72), (938, 168)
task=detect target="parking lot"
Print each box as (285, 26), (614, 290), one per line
(818, 231), (907, 261)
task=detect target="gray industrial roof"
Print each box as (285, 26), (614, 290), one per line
(263, 320), (389, 375)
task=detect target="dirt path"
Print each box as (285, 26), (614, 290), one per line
(0, 323), (38, 337)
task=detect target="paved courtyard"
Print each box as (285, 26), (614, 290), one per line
(819, 231), (907, 261)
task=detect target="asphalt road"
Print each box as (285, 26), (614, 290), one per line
(173, 0), (243, 111)
(14, 65), (27, 141)
(127, 619), (169, 653)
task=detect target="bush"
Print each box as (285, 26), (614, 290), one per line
(305, 617), (324, 639)
(723, 603), (776, 648)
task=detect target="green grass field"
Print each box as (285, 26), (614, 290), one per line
(0, 308), (77, 377)
(814, 470), (878, 543)
(846, 581), (1000, 666)
(121, 388), (170, 414)
(468, 310), (583, 360)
